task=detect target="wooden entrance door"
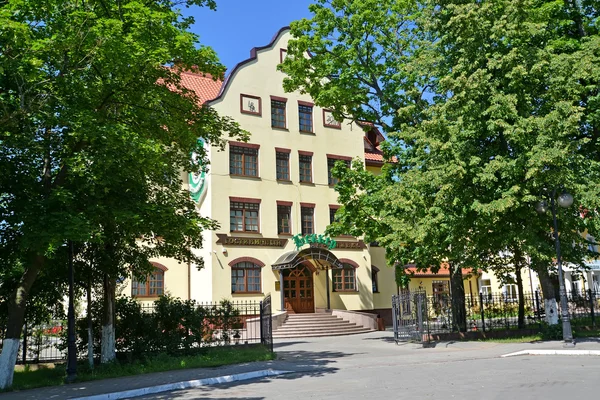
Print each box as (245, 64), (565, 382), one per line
(283, 266), (314, 313)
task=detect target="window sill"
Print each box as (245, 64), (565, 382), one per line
(333, 290), (359, 294)
(278, 233), (293, 237)
(229, 231), (263, 236)
(230, 174), (261, 180)
(277, 179), (292, 184)
(324, 124), (342, 130)
(272, 126), (289, 131)
(132, 295), (162, 299)
(299, 181), (315, 186)
(232, 292), (264, 296)
(299, 130), (315, 135)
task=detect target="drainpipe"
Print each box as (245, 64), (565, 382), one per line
(280, 270), (285, 311)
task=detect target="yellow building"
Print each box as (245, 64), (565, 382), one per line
(122, 27), (393, 317)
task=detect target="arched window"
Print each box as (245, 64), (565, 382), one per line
(132, 263), (167, 297)
(333, 262), (357, 292)
(231, 261), (262, 293)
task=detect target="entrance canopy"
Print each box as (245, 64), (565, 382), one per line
(271, 247), (344, 271)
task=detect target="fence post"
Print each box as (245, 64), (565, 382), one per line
(22, 319), (27, 365)
(479, 292), (485, 333)
(259, 300), (264, 345)
(589, 289), (595, 328)
(535, 290), (542, 325)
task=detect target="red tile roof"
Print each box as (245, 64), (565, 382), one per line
(365, 145), (396, 164)
(179, 71), (223, 104)
(404, 264), (476, 277)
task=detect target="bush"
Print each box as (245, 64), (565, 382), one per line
(61, 295), (242, 361)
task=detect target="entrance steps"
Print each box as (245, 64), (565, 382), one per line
(273, 312), (373, 339)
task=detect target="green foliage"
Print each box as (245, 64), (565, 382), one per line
(63, 295), (242, 360)
(283, 0), (600, 285)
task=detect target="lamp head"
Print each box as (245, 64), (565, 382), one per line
(535, 200), (548, 215)
(558, 192), (574, 208)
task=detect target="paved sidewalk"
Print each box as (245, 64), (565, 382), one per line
(3, 331), (599, 400)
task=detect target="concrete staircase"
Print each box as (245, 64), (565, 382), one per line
(273, 312), (373, 339)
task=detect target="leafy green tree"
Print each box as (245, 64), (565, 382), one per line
(0, 0), (245, 387)
(282, 0), (600, 331)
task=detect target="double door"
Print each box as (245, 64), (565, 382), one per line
(283, 266), (314, 313)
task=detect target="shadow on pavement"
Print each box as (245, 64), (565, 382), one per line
(133, 349), (353, 399)
(272, 341), (309, 349)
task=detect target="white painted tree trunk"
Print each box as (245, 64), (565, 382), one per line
(0, 339), (20, 389)
(545, 298), (559, 325)
(100, 324), (116, 363)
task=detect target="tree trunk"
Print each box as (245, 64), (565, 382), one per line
(0, 256), (44, 389)
(100, 274), (116, 364)
(537, 266), (559, 325)
(449, 263), (467, 332)
(87, 280), (94, 369)
(515, 263), (525, 329)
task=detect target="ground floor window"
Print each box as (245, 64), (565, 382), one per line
(432, 280), (450, 309)
(504, 284), (518, 301)
(333, 264), (356, 292)
(231, 261), (261, 293)
(132, 264), (166, 297)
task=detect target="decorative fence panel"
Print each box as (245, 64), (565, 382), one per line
(393, 290), (599, 342)
(3, 298), (273, 365)
(392, 291), (429, 343)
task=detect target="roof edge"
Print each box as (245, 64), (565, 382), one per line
(208, 26), (291, 105)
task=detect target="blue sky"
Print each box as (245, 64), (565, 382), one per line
(184, 0), (315, 72)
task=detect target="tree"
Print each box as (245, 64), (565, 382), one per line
(0, 0), (245, 387)
(281, 0), (600, 331)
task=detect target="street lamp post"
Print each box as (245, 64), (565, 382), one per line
(536, 188), (574, 346)
(66, 240), (77, 382)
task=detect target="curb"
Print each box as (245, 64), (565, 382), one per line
(71, 369), (292, 400)
(501, 349), (600, 358)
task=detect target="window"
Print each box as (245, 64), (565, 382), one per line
(481, 279), (492, 302)
(327, 157), (351, 185)
(299, 104), (313, 132)
(504, 284), (518, 301)
(333, 264), (356, 292)
(231, 261), (261, 293)
(276, 151), (290, 180)
(329, 207), (337, 224)
(230, 201), (259, 232)
(230, 145), (258, 177)
(432, 280), (450, 308)
(372, 266), (379, 293)
(132, 266), (165, 297)
(301, 206), (314, 235)
(277, 205), (291, 234)
(299, 154), (312, 183)
(271, 100), (286, 128)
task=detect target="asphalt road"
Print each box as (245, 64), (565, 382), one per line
(134, 332), (600, 400)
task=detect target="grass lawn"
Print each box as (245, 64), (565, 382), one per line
(9, 345), (275, 392)
(477, 326), (600, 343)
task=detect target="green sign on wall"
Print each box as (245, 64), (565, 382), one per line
(189, 138), (207, 204)
(292, 233), (337, 250)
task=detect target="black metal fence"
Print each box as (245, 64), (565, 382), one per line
(2, 297), (274, 365)
(260, 295), (273, 352)
(393, 289), (599, 342)
(0, 320), (67, 365)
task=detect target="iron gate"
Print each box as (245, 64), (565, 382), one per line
(392, 290), (429, 344)
(260, 294), (273, 352)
